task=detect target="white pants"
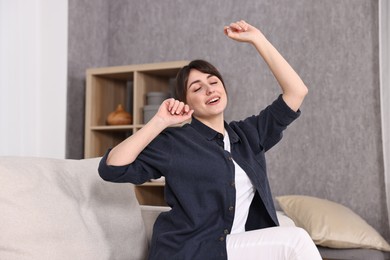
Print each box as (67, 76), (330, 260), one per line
(226, 226), (322, 260)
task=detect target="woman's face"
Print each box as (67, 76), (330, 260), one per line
(185, 69), (227, 120)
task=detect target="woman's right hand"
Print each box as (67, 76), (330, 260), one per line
(152, 98), (194, 127)
(106, 98), (193, 166)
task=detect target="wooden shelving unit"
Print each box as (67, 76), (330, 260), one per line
(84, 60), (188, 206)
(134, 182), (166, 206)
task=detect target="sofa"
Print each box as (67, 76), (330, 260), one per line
(1, 156), (389, 260)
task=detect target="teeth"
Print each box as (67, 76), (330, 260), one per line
(208, 98), (219, 104)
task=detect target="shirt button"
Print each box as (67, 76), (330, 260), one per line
(228, 156), (233, 161)
(219, 236), (225, 241)
(230, 181), (235, 187)
(224, 229), (229, 234)
(228, 206), (234, 212)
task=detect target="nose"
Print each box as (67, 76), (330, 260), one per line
(206, 85), (215, 95)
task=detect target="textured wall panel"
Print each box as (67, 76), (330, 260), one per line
(67, 0), (110, 158)
(68, 0), (388, 240)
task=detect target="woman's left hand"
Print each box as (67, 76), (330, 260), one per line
(224, 20), (263, 44)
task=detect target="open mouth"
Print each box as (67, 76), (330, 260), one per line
(206, 97), (220, 105)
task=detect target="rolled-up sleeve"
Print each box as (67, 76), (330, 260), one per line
(268, 94), (301, 126)
(237, 94), (301, 152)
(98, 132), (171, 184)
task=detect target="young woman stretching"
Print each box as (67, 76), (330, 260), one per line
(99, 20), (322, 260)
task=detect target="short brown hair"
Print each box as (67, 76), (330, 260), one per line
(175, 60), (226, 103)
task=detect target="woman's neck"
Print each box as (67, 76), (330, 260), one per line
(195, 114), (225, 135)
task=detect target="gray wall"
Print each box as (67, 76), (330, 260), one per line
(67, 0), (389, 240)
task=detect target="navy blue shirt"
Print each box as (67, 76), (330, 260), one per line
(98, 95), (300, 260)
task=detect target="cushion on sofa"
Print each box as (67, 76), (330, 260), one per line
(276, 195), (390, 252)
(0, 156), (148, 260)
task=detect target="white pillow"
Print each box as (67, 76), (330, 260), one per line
(0, 156), (148, 260)
(276, 195), (390, 252)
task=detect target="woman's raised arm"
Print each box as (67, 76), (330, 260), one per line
(106, 98), (193, 166)
(224, 20), (308, 112)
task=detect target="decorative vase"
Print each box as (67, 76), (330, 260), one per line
(106, 104), (132, 125)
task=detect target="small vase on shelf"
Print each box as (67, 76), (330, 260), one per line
(106, 104), (132, 125)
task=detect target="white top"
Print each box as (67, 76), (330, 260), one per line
(224, 130), (255, 234)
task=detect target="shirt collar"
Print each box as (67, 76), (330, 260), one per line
(190, 117), (240, 143)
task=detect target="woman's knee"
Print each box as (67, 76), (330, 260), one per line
(291, 227), (311, 238)
(287, 227), (314, 244)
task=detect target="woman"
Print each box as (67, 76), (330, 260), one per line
(99, 20), (321, 260)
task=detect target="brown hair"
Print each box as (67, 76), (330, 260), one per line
(175, 60), (226, 103)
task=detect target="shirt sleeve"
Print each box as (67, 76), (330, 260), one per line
(98, 131), (171, 184)
(236, 94), (301, 152)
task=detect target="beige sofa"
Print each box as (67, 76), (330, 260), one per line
(1, 156), (389, 260)
(0, 156), (296, 260)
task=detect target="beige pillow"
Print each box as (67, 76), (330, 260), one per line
(276, 195), (390, 252)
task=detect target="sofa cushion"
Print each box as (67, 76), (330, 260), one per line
(0, 156), (148, 260)
(276, 195), (390, 252)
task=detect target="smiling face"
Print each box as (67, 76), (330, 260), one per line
(186, 69), (228, 121)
